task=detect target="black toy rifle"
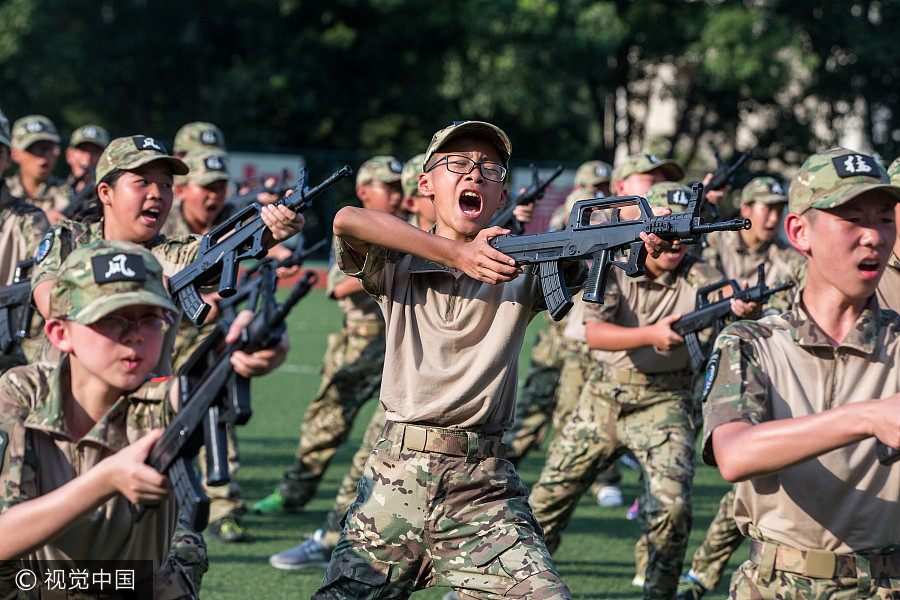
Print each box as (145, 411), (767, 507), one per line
(671, 264), (794, 371)
(0, 259), (35, 354)
(487, 164), (565, 234)
(699, 149), (754, 220)
(62, 168), (97, 221)
(225, 169), (294, 211)
(132, 270), (318, 530)
(488, 183), (751, 321)
(168, 165), (351, 326)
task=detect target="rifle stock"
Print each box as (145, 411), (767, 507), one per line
(489, 183), (750, 320)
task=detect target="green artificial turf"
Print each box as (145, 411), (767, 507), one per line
(199, 285), (743, 599)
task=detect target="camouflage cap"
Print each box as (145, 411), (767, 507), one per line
(740, 176), (787, 206)
(70, 124), (111, 149)
(644, 181), (693, 214)
(423, 120), (512, 169)
(575, 160), (613, 187)
(356, 155), (404, 188)
(96, 135), (189, 183)
(11, 115), (61, 150)
(401, 152), (427, 197)
(889, 157), (900, 186)
(788, 148), (900, 214)
(611, 154), (685, 188)
(0, 106), (10, 148)
(49, 239), (176, 324)
(178, 149), (230, 187)
(173, 121), (226, 155)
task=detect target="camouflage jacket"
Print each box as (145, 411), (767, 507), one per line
(4, 172), (72, 214)
(0, 359), (178, 596)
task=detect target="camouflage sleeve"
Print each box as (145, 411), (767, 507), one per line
(325, 237), (348, 298)
(150, 235), (201, 278)
(335, 237), (388, 298)
(0, 369), (41, 512)
(20, 208), (50, 257)
(127, 376), (177, 436)
(583, 270), (620, 324)
(700, 325), (771, 467)
(30, 224), (73, 289)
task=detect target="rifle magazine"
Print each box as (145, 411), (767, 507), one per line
(538, 261), (573, 321)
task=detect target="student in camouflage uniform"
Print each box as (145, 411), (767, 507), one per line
(0, 240), (201, 599)
(703, 147), (900, 600)
(310, 120), (618, 600)
(6, 115), (71, 225)
(0, 107), (50, 372)
(65, 124), (111, 193)
(252, 156), (403, 514)
(28, 135), (300, 550)
(676, 176), (805, 600)
(402, 152), (436, 231)
(529, 181), (757, 600)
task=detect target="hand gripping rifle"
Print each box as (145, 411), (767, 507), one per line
(0, 259), (36, 354)
(671, 263), (795, 371)
(131, 269), (318, 530)
(488, 183), (751, 321)
(167, 165), (350, 326)
(487, 164), (565, 234)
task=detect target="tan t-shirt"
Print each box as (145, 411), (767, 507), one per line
(702, 299), (900, 552)
(337, 239), (584, 434)
(586, 254), (725, 373)
(0, 360), (177, 575)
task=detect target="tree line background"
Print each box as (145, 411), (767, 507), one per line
(2, 0), (900, 175)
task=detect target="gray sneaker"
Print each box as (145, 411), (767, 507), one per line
(268, 529), (334, 570)
(442, 592), (461, 600)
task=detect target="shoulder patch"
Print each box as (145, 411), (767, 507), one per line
(700, 350), (720, 404)
(35, 231), (54, 263)
(0, 429), (7, 471)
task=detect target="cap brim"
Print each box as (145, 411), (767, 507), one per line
(16, 133), (61, 149)
(743, 194), (787, 206)
(658, 161), (685, 182)
(132, 154), (190, 177)
(188, 172), (230, 187)
(72, 291), (177, 325)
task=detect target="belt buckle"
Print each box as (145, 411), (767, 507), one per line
(404, 425), (427, 452)
(805, 549), (837, 579)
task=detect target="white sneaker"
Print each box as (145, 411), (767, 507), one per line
(268, 529), (334, 570)
(632, 571), (646, 587)
(597, 485), (623, 507)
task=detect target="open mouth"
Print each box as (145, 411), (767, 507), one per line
(459, 190), (483, 217)
(141, 206), (162, 224)
(858, 259), (881, 275)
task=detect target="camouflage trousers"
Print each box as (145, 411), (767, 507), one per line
(730, 539), (900, 599)
(528, 369), (696, 600)
(313, 422), (571, 600)
(322, 407), (387, 547)
(689, 486), (743, 591)
(280, 325), (385, 507)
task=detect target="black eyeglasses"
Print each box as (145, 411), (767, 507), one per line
(426, 155), (507, 183)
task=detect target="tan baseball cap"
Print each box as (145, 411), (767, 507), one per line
(49, 239), (176, 324)
(575, 160), (613, 187)
(96, 135), (189, 183)
(70, 124), (111, 149)
(423, 120), (511, 169)
(356, 155), (403, 188)
(11, 115), (61, 150)
(788, 148), (900, 214)
(740, 176), (787, 206)
(611, 154), (684, 188)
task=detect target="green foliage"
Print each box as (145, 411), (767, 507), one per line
(1, 1), (899, 167)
